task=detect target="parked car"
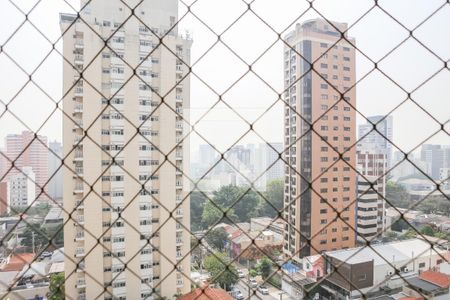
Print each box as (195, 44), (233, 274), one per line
(237, 269), (245, 278)
(248, 278), (258, 288)
(234, 290), (244, 300)
(257, 285), (269, 295)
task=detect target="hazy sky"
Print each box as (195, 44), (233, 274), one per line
(0, 0), (448, 155)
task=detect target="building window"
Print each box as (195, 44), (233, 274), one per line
(320, 43), (328, 48)
(320, 84), (328, 89)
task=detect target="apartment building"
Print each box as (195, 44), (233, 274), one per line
(4, 131), (49, 202)
(2, 167), (36, 212)
(60, 0), (192, 299)
(283, 19), (357, 259)
(358, 115), (393, 168)
(357, 148), (387, 239)
(356, 175), (379, 243)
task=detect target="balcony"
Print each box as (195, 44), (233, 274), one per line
(75, 248), (85, 258)
(76, 215), (84, 225)
(75, 232), (85, 241)
(175, 152), (183, 160)
(75, 200), (84, 209)
(175, 65), (182, 73)
(175, 209), (183, 218)
(74, 167), (84, 177)
(74, 87), (83, 97)
(175, 123), (183, 132)
(176, 182), (183, 189)
(175, 107), (183, 115)
(73, 120), (83, 130)
(76, 278), (86, 289)
(78, 293), (86, 300)
(74, 104), (83, 113)
(76, 262), (85, 273)
(74, 41), (83, 49)
(74, 184), (83, 194)
(73, 138), (83, 146)
(176, 238), (183, 246)
(176, 252), (183, 260)
(175, 95), (182, 102)
(74, 54), (84, 64)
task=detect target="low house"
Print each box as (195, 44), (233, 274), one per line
(230, 230), (283, 259)
(178, 287), (233, 300)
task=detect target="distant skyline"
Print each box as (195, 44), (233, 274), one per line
(0, 0), (448, 153)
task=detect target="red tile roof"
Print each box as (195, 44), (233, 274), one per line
(178, 287), (233, 300)
(2, 253), (34, 272)
(419, 270), (450, 288)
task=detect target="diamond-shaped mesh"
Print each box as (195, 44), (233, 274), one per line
(0, 0), (449, 299)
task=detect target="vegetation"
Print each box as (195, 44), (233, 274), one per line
(192, 180), (284, 230)
(257, 256), (273, 280)
(386, 181), (450, 215)
(204, 252), (238, 290)
(205, 228), (229, 251)
(48, 272), (65, 300)
(20, 223), (64, 250)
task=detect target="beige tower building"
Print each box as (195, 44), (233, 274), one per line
(283, 19), (357, 260)
(60, 1), (192, 299)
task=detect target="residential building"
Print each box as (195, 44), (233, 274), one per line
(60, 0), (192, 298)
(6, 167), (36, 212)
(48, 141), (63, 200)
(439, 168), (450, 190)
(357, 149), (387, 237)
(358, 115), (393, 168)
(420, 144), (450, 180)
(283, 19), (357, 259)
(4, 131), (49, 202)
(356, 175), (379, 243)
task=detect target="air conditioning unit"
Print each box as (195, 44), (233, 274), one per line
(404, 268), (409, 272)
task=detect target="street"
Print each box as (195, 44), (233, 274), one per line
(235, 279), (278, 300)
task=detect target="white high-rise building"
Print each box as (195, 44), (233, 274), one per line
(7, 167), (36, 212)
(60, 1), (192, 299)
(356, 175), (379, 243)
(48, 141), (63, 201)
(358, 115), (393, 168)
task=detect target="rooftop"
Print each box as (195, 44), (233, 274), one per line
(178, 287), (233, 300)
(325, 239), (446, 266)
(1, 253), (34, 272)
(419, 270), (450, 288)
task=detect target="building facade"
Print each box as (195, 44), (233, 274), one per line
(4, 131), (49, 202)
(356, 175), (379, 243)
(6, 167), (36, 212)
(60, 0), (192, 299)
(283, 19), (357, 259)
(48, 141), (63, 201)
(421, 144), (450, 180)
(358, 115), (393, 168)
(356, 148), (387, 239)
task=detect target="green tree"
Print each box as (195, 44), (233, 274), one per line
(48, 272), (65, 300)
(258, 256), (273, 279)
(202, 200), (237, 228)
(21, 224), (49, 250)
(234, 188), (260, 222)
(259, 180), (283, 218)
(204, 252), (238, 290)
(420, 225), (435, 236)
(190, 191), (207, 231)
(205, 228), (229, 251)
(386, 181), (411, 208)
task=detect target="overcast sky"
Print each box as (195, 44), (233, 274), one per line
(0, 0), (448, 155)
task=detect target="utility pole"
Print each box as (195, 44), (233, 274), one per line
(32, 231), (35, 255)
(247, 260), (251, 299)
